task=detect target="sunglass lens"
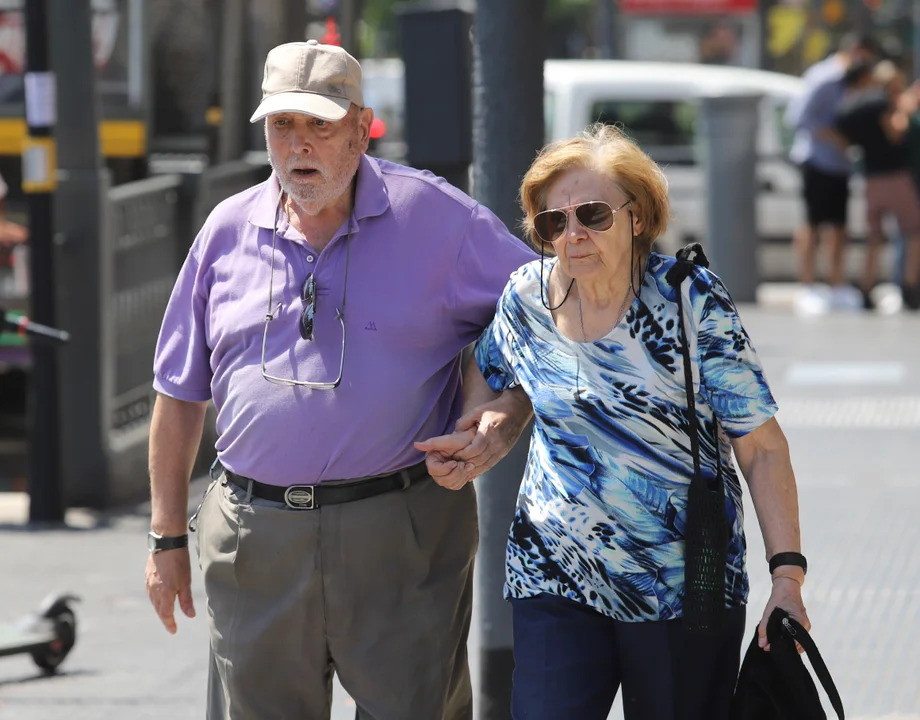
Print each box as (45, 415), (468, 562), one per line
(576, 202), (614, 232)
(534, 210), (568, 242)
(301, 275), (314, 303)
(300, 274), (315, 340)
(300, 306), (314, 340)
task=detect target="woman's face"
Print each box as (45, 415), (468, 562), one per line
(542, 167), (640, 281)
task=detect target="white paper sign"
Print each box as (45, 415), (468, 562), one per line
(24, 71), (57, 128)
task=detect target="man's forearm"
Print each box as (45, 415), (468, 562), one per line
(149, 393), (209, 535)
(461, 348), (500, 412)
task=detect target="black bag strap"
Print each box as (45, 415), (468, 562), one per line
(667, 244), (729, 633)
(779, 613), (845, 719)
(665, 243), (723, 489)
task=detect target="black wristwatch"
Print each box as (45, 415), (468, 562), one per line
(769, 551), (807, 575)
(147, 531), (189, 554)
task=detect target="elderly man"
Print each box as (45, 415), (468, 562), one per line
(145, 40), (535, 719)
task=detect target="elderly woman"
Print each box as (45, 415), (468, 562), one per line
(420, 124), (809, 719)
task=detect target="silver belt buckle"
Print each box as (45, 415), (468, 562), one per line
(284, 485), (315, 510)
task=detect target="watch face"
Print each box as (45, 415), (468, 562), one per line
(147, 532), (160, 552)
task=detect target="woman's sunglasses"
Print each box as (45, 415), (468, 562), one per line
(532, 200), (631, 243)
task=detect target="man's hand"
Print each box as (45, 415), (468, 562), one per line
(414, 427), (477, 490)
(145, 549), (195, 634)
(415, 388), (532, 490)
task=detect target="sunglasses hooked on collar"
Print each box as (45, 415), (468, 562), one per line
(260, 191), (350, 390)
(533, 200), (631, 244)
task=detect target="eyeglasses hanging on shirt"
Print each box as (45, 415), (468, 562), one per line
(260, 192), (350, 390)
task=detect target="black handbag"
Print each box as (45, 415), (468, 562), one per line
(731, 607), (844, 720)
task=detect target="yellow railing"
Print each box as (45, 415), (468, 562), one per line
(0, 118), (146, 158)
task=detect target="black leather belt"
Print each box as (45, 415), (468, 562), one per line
(219, 461), (430, 510)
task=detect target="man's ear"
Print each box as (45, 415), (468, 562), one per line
(357, 107), (374, 152)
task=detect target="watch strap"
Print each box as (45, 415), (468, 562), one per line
(769, 551), (807, 575)
(148, 531), (189, 553)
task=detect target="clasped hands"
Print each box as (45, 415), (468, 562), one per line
(414, 390), (532, 490)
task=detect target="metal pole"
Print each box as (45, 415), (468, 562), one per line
(914, 2), (920, 83)
(339, 0), (363, 56)
(398, 6), (473, 193)
(49, 0), (107, 508)
(700, 94), (761, 302)
(22, 0), (63, 523)
(218, 0), (246, 162)
(472, 2), (545, 717)
(597, 0), (616, 58)
(245, 0), (309, 154)
(206, 0), (224, 162)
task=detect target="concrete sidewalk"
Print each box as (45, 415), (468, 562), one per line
(1, 301), (919, 719)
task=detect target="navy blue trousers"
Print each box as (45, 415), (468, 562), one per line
(511, 593), (746, 720)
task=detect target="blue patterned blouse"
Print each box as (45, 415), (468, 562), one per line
(474, 254), (778, 622)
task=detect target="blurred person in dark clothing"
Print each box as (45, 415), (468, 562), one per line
(836, 60), (920, 310)
(784, 32), (878, 314)
(897, 77), (920, 288)
(0, 171), (28, 252)
(903, 79), (920, 192)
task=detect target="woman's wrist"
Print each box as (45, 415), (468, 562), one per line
(771, 572), (804, 586)
(768, 551), (807, 575)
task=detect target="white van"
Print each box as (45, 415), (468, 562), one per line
(545, 60), (867, 278)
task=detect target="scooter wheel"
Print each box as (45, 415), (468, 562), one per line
(30, 606), (77, 673)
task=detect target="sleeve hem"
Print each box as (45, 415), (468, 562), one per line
(720, 402), (779, 439)
(153, 375), (211, 403)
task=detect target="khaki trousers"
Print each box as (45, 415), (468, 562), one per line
(195, 472), (478, 720)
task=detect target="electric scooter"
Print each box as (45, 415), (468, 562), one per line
(0, 593), (79, 673)
(1, 311), (77, 673)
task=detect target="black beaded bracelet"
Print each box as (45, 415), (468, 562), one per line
(769, 551), (807, 575)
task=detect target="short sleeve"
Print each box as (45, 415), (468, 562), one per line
(152, 242), (213, 402)
(791, 76), (836, 132)
(448, 203), (535, 344)
(0, 171), (7, 199)
(474, 283), (520, 393)
(697, 278), (777, 437)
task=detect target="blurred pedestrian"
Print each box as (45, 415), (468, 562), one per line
(784, 32), (878, 314)
(836, 60), (920, 310)
(144, 40), (535, 719)
(419, 124), (809, 720)
(897, 75), (920, 300)
(0, 171), (28, 260)
(902, 78), (920, 193)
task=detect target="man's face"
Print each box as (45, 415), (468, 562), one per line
(265, 105), (373, 216)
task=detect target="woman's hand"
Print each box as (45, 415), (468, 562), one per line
(757, 575), (809, 652)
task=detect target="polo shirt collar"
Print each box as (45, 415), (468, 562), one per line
(248, 154), (390, 230)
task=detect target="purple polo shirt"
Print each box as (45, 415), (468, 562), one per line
(153, 155), (535, 486)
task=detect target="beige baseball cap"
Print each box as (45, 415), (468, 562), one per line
(249, 40), (364, 123)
